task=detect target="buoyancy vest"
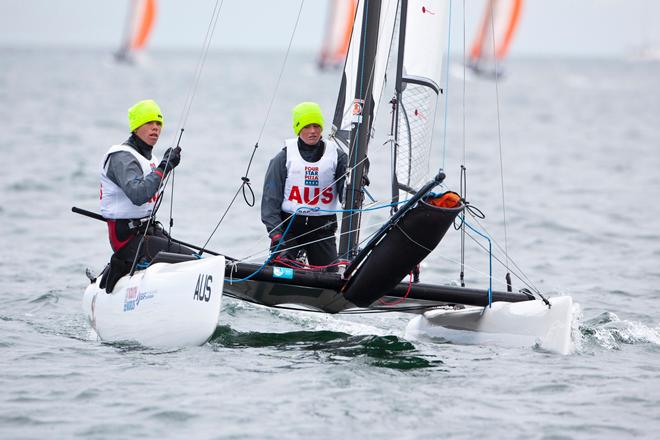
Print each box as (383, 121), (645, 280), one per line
(281, 138), (341, 216)
(100, 145), (159, 220)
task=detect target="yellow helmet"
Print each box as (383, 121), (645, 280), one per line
(292, 102), (324, 136)
(128, 99), (164, 132)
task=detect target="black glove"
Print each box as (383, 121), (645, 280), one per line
(157, 147), (181, 176)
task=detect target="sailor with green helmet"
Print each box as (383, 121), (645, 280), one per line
(99, 99), (193, 291)
(261, 102), (348, 271)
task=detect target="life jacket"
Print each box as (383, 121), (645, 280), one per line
(99, 144), (159, 220)
(281, 138), (340, 216)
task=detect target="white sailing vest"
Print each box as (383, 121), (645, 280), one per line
(99, 145), (159, 219)
(281, 138), (340, 215)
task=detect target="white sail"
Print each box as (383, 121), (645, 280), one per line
(394, 0), (449, 198)
(332, 0), (398, 144)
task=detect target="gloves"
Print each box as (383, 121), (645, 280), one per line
(157, 147), (181, 176)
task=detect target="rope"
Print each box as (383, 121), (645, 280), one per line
(173, 0), (225, 136)
(462, 209), (540, 294)
(127, 0), (227, 274)
(462, 218), (492, 307)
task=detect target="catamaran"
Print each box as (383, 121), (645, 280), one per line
(114, 0), (157, 63)
(467, 0), (523, 78)
(79, 0), (577, 353)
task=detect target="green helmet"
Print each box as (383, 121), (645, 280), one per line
(292, 102), (324, 136)
(128, 99), (164, 132)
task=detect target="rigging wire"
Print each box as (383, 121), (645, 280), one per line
(197, 0), (307, 255)
(460, 0), (467, 288)
(463, 209), (541, 294)
(174, 0), (225, 136)
(128, 0), (226, 275)
(440, 0), (454, 170)
(489, 2), (512, 290)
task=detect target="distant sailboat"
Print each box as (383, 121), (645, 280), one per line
(115, 0), (157, 63)
(317, 0), (358, 70)
(468, 0), (522, 78)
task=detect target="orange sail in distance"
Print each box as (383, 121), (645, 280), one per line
(468, 0), (523, 78)
(115, 0), (157, 63)
(318, 0), (358, 70)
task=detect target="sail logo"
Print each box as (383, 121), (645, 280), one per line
(194, 274), (212, 302)
(123, 286), (155, 312)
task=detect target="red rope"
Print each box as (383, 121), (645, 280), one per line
(272, 257), (347, 271)
(378, 271), (413, 306)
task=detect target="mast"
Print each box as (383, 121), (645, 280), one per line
(338, 0), (383, 259)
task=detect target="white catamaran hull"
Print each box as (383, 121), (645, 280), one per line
(405, 296), (576, 355)
(82, 256), (225, 348)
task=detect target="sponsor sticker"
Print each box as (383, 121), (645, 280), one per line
(273, 267), (294, 280)
(351, 99), (364, 123)
(123, 286), (155, 312)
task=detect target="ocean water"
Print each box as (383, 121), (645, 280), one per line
(1, 47), (659, 439)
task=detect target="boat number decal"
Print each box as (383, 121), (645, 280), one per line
(123, 286), (155, 312)
(273, 267), (294, 280)
(194, 274), (213, 302)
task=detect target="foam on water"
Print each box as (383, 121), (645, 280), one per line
(578, 311), (660, 351)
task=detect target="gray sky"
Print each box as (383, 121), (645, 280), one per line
(0, 0), (658, 57)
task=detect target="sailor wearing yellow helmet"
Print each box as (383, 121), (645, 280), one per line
(261, 102), (348, 272)
(98, 99), (193, 292)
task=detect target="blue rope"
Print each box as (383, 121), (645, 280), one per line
(223, 198), (410, 283)
(223, 211), (298, 283)
(461, 215), (492, 307)
(441, 0), (453, 169)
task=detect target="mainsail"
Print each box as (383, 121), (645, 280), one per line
(115, 0), (157, 62)
(318, 0), (358, 70)
(393, 0), (449, 204)
(334, 0), (448, 258)
(468, 0), (523, 76)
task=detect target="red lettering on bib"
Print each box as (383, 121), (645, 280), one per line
(303, 187), (321, 205)
(321, 187), (334, 204)
(288, 186), (302, 203)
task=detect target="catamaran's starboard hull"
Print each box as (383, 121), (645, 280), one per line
(405, 296), (576, 355)
(82, 256), (225, 347)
